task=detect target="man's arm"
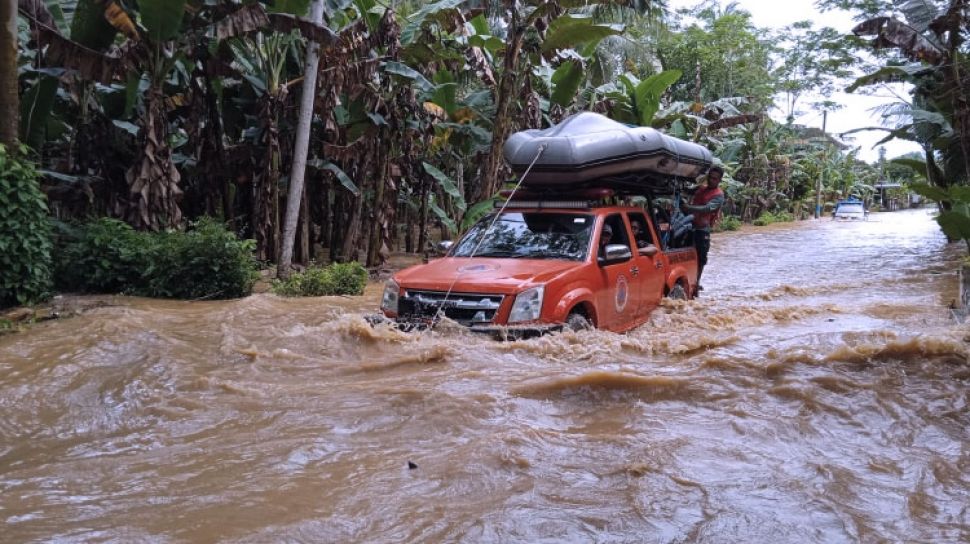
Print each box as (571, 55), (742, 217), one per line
(683, 193), (725, 213)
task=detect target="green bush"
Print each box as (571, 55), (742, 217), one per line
(714, 215), (742, 232)
(54, 217), (258, 299)
(142, 218), (259, 299)
(0, 146), (53, 308)
(752, 210), (796, 226)
(272, 262), (368, 297)
(774, 211), (795, 222)
(54, 218), (146, 293)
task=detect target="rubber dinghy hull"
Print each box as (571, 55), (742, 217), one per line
(504, 112), (713, 186)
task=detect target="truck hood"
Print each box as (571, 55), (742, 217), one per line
(393, 257), (582, 295)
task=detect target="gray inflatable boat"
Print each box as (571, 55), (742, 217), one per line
(504, 112), (713, 190)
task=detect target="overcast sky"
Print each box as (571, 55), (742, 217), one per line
(663, 0), (923, 163)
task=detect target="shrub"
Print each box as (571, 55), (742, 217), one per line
(0, 146), (53, 308)
(752, 210), (796, 226)
(54, 217), (258, 299)
(272, 262), (368, 297)
(53, 218), (147, 293)
(773, 211), (795, 223)
(714, 215), (742, 232)
(141, 218), (259, 299)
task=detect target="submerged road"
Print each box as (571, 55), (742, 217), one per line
(1, 208), (968, 542)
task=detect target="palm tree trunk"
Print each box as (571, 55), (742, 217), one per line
(340, 191), (364, 262)
(403, 200), (413, 253)
(278, 0), (324, 278)
(298, 186), (309, 263)
(366, 134), (389, 267)
(1, 0), (19, 147)
(329, 190), (342, 262)
(255, 95), (283, 261)
(417, 182), (429, 255)
(477, 10), (525, 202)
(127, 84), (183, 230)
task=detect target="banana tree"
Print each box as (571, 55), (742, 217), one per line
(852, 0), (970, 183)
(476, 0), (649, 202)
(229, 28), (304, 260)
(594, 69), (682, 127)
(30, 0), (189, 229)
(124, 0), (190, 230)
(846, 65), (958, 192)
(911, 182), (970, 249)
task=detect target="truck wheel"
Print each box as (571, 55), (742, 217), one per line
(566, 311), (591, 331)
(667, 284), (687, 300)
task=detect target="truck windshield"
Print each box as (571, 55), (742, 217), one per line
(451, 212), (593, 261)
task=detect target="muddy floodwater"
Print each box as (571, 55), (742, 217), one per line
(2, 208), (969, 543)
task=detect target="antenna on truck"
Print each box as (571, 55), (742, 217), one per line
(426, 145), (547, 333)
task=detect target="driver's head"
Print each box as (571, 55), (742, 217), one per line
(600, 224), (613, 245)
(631, 220), (643, 235)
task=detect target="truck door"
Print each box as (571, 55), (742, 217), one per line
(594, 214), (636, 330)
(627, 211), (666, 318)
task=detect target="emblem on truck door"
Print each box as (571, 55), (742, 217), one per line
(615, 274), (629, 312)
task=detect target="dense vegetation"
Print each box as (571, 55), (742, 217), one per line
(271, 261), (368, 296)
(0, 145), (52, 306)
(1, 0), (966, 306)
(54, 217), (259, 299)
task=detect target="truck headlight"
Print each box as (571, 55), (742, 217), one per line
(508, 286), (544, 323)
(381, 280), (400, 313)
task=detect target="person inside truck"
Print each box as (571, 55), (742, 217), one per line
(630, 219), (650, 248)
(598, 223), (613, 255)
(680, 165), (726, 292)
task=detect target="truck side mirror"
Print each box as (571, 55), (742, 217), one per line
(437, 240), (454, 255)
(639, 244), (659, 257)
(598, 244), (632, 266)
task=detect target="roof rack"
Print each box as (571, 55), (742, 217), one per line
(495, 200), (596, 209)
(504, 172), (694, 199)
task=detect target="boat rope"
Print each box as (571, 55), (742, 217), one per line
(425, 144), (547, 335)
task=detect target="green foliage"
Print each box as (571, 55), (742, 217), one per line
(911, 184), (970, 249)
(54, 218), (258, 299)
(634, 70), (682, 127)
(550, 59), (584, 107)
(69, 0), (118, 49)
(541, 15), (623, 53)
(714, 215), (742, 232)
(602, 70), (683, 127)
(658, 10), (774, 107)
(142, 219), (259, 299)
(752, 211), (795, 226)
(271, 262), (368, 297)
(53, 218), (146, 293)
(140, 0), (188, 43)
(461, 197), (499, 231)
(0, 146), (53, 308)
(268, 0), (312, 16)
(20, 75), (59, 151)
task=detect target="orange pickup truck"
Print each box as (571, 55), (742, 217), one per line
(378, 198), (698, 336)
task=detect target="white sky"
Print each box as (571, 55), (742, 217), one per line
(664, 0), (923, 163)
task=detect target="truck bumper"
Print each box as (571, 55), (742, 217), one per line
(365, 314), (563, 340)
(469, 323), (564, 340)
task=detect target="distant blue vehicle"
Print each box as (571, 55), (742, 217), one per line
(833, 198), (868, 221)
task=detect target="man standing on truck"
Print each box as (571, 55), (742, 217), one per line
(681, 165), (725, 293)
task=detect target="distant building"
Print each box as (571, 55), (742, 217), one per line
(873, 181), (903, 211)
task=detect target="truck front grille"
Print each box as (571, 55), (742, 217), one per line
(399, 290), (505, 325)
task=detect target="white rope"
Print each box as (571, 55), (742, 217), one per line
(425, 145), (546, 334)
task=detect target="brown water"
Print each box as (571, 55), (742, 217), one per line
(2, 208), (969, 543)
